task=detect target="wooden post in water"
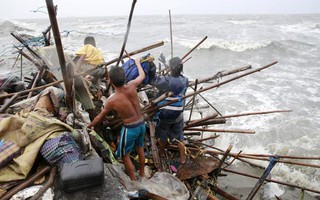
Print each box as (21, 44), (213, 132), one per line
(45, 0), (73, 110)
(169, 9), (173, 59)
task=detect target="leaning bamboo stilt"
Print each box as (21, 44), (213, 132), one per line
(46, 0), (73, 110)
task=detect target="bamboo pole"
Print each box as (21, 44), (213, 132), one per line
(246, 156), (279, 200)
(189, 65), (252, 86)
(218, 145), (232, 168)
(0, 93), (20, 113)
(115, 0), (137, 67)
(188, 79), (198, 122)
(149, 121), (160, 169)
(1, 166), (51, 200)
(46, 0), (73, 110)
(216, 110), (292, 119)
(181, 36), (207, 61)
(185, 113), (218, 128)
(27, 68), (45, 99)
(212, 186), (240, 200)
(185, 128), (255, 134)
(102, 41), (164, 67)
(223, 168), (320, 194)
(143, 61), (278, 114)
(202, 149), (320, 168)
(195, 135), (220, 142)
(169, 10), (173, 59)
(186, 118), (226, 127)
(30, 167), (56, 200)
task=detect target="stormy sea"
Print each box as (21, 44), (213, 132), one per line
(0, 14), (319, 199)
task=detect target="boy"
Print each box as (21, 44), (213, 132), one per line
(88, 58), (146, 181)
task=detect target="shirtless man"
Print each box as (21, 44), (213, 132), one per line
(88, 58), (146, 181)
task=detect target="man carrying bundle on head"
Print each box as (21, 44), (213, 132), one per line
(150, 57), (188, 167)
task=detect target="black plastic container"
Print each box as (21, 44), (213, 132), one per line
(60, 157), (104, 193)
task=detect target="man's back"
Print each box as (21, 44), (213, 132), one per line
(109, 83), (142, 125)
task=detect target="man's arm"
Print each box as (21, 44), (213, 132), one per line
(75, 55), (85, 73)
(87, 102), (111, 128)
(129, 58), (145, 87)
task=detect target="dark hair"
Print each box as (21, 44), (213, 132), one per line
(84, 36), (96, 47)
(109, 66), (125, 87)
(169, 57), (183, 77)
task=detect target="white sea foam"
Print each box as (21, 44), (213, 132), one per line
(227, 19), (256, 25)
(176, 37), (271, 52)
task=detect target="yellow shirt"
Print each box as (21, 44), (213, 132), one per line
(75, 44), (104, 66)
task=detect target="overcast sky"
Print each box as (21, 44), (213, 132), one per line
(1, 0), (320, 20)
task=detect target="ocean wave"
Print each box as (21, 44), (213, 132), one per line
(176, 37), (271, 52)
(227, 19), (256, 25)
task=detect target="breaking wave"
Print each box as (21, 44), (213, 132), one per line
(227, 19), (257, 25)
(176, 38), (271, 52)
(176, 37), (316, 53)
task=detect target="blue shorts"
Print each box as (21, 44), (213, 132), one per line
(155, 117), (184, 143)
(116, 120), (146, 158)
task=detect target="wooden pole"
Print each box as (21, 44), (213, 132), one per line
(188, 65), (252, 86)
(223, 168), (320, 194)
(185, 128), (255, 134)
(101, 41), (164, 67)
(169, 9), (173, 59)
(181, 36), (207, 61)
(0, 79), (63, 100)
(115, 0), (137, 67)
(1, 166), (51, 200)
(30, 167), (56, 200)
(188, 79), (198, 122)
(46, 0), (73, 110)
(246, 156), (279, 200)
(217, 110), (292, 119)
(0, 93), (20, 113)
(185, 113), (218, 128)
(27, 68), (45, 99)
(149, 121), (160, 169)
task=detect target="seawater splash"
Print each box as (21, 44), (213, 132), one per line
(175, 37), (271, 52)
